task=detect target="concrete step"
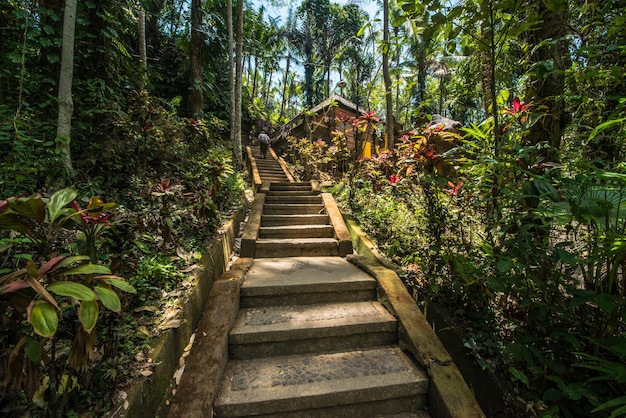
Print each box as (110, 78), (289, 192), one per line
(256, 166), (286, 171)
(261, 214), (330, 226)
(259, 176), (290, 182)
(254, 238), (339, 257)
(264, 195), (322, 204)
(267, 190), (319, 197)
(259, 224), (335, 239)
(214, 347), (429, 418)
(240, 257), (377, 308)
(263, 203), (325, 215)
(270, 184), (313, 192)
(229, 301), (398, 359)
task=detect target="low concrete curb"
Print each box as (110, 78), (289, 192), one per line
(240, 193), (266, 257)
(343, 216), (485, 418)
(246, 146), (263, 191)
(166, 257), (254, 418)
(321, 193), (353, 256)
(108, 204), (248, 418)
(269, 148), (296, 183)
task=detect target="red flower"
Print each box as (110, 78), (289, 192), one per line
(335, 112), (350, 123)
(443, 181), (463, 196)
(361, 110), (380, 123)
(426, 122), (444, 132)
(423, 145), (439, 160)
(389, 174), (401, 186)
(503, 97), (529, 115)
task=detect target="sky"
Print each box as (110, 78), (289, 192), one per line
(255, 0), (380, 24)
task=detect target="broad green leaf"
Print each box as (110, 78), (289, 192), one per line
(24, 336), (43, 364)
(99, 277), (137, 294)
(430, 12), (446, 25)
(95, 286), (121, 312)
(46, 187), (78, 224)
(79, 300), (99, 333)
(64, 264), (111, 275)
(0, 213), (33, 233)
(509, 367), (530, 388)
(591, 395), (626, 414)
(588, 118), (626, 142)
(48, 281), (97, 300)
(7, 197), (46, 222)
(29, 301), (58, 338)
(52, 255), (90, 270)
(533, 177), (558, 201)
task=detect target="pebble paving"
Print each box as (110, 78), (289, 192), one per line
(230, 347), (411, 391)
(239, 302), (385, 327)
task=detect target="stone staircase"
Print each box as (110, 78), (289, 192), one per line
(247, 146), (293, 187)
(213, 257), (431, 418)
(166, 145), (483, 418)
(241, 181), (352, 258)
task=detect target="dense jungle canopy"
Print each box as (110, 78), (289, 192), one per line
(1, 0), (626, 417)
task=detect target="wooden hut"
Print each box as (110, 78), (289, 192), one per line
(274, 94), (377, 156)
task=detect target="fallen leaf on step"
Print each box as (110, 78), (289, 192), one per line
(175, 365), (185, 385)
(136, 326), (152, 337)
(159, 319), (184, 330)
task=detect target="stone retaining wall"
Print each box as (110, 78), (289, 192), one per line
(109, 203), (248, 418)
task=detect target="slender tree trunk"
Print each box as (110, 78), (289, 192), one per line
(229, 0), (238, 163)
(265, 69), (273, 107)
(190, 0), (204, 118)
(417, 49), (426, 103)
(279, 55), (291, 120)
(382, 0), (394, 149)
(234, 0), (243, 165)
(138, 9), (147, 68)
(56, 0), (77, 173)
(251, 56), (258, 99)
(304, 22), (314, 107)
(138, 8), (147, 87)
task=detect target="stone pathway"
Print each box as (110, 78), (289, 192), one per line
(166, 147), (482, 418)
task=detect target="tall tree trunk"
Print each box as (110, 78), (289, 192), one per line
(138, 8), (147, 87)
(251, 56), (258, 99)
(264, 69), (273, 107)
(56, 0), (77, 173)
(304, 22), (314, 107)
(279, 55), (291, 120)
(190, 0), (204, 118)
(233, 0), (243, 165)
(382, 0), (394, 149)
(229, 0), (237, 163)
(524, 0), (570, 162)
